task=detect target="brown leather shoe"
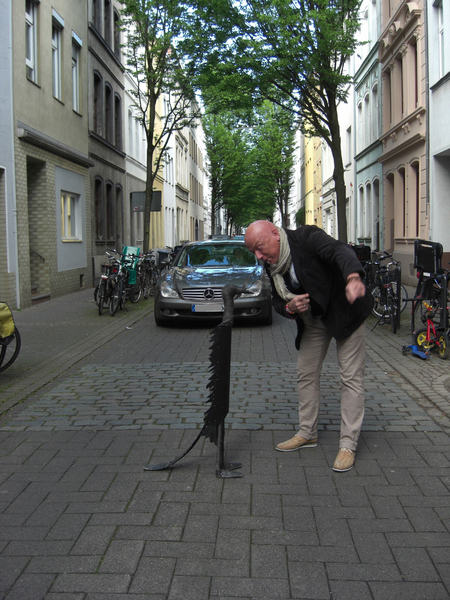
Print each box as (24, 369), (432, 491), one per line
(276, 435), (318, 452)
(333, 448), (355, 472)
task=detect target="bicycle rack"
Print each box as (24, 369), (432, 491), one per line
(144, 283), (248, 479)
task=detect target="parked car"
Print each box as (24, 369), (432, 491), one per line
(154, 240), (273, 326)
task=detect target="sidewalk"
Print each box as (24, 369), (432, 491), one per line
(0, 289), (449, 599)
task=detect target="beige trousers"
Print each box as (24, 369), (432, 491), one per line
(296, 313), (366, 451)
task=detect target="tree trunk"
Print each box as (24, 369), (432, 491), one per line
(328, 102), (348, 243)
(143, 90), (157, 254)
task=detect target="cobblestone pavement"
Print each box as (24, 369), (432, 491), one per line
(0, 288), (449, 599)
(0, 360), (443, 435)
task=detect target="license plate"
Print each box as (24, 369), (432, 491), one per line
(192, 304), (224, 313)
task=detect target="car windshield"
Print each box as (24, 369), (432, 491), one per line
(177, 244), (258, 268)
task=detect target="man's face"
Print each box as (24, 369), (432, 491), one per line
(245, 228), (280, 264)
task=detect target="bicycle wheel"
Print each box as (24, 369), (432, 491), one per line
(109, 279), (120, 316)
(150, 270), (158, 295)
(413, 297), (441, 331)
(98, 281), (106, 315)
(369, 284), (384, 319)
(415, 327), (434, 352)
(0, 328), (21, 373)
(438, 332), (449, 360)
(129, 278), (141, 303)
(119, 278), (126, 310)
(391, 282), (408, 313)
(387, 295), (397, 333)
(142, 270), (152, 299)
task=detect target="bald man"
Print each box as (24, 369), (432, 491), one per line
(245, 221), (373, 472)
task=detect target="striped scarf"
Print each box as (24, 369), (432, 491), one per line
(269, 228), (297, 302)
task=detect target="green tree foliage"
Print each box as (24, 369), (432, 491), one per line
(295, 205), (306, 226)
(203, 103), (297, 231)
(251, 102), (297, 228)
(120, 0), (201, 252)
(202, 112), (246, 232)
(182, 0), (363, 241)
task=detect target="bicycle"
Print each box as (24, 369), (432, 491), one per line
(368, 253), (404, 333)
(107, 247), (141, 314)
(0, 302), (21, 373)
(139, 253), (159, 299)
(95, 251), (119, 316)
(410, 239), (449, 344)
(349, 245), (408, 318)
(413, 301), (449, 359)
(107, 254), (125, 316)
(370, 251), (408, 319)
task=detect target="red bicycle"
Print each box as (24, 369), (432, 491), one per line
(415, 302), (449, 360)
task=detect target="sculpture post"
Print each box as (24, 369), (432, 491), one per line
(144, 283), (246, 478)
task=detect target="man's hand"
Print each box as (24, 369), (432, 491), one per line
(345, 273), (365, 304)
(286, 294), (310, 315)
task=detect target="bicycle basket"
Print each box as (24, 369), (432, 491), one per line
(0, 302), (15, 339)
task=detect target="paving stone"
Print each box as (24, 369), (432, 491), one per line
(52, 574), (131, 594)
(288, 561), (330, 599)
(369, 581), (450, 600)
(128, 557), (175, 595)
(99, 539), (144, 573)
(70, 526), (116, 556)
(4, 573), (55, 600)
(25, 555), (100, 573)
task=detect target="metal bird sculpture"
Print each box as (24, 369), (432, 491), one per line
(144, 282), (251, 478)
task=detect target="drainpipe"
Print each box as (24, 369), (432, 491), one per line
(424, 0), (430, 242)
(6, 1), (20, 308)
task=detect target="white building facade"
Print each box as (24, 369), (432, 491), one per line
(427, 0), (450, 265)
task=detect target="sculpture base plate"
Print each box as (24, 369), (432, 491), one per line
(216, 462), (243, 478)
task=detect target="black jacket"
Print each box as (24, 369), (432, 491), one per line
(269, 226), (374, 349)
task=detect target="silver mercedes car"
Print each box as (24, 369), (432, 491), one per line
(154, 240), (272, 326)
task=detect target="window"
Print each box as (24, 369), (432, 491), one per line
(128, 110), (134, 158)
(412, 161), (420, 237)
(114, 10), (121, 57)
(104, 0), (112, 46)
(106, 182), (115, 240)
(95, 177), (104, 239)
(61, 193), (81, 241)
(25, 0), (38, 82)
(114, 93), (122, 149)
(346, 126), (351, 166)
(364, 94), (370, 146)
(437, 1), (444, 79)
(72, 32), (82, 113)
(93, 72), (103, 135)
(398, 167), (406, 238)
(52, 10), (64, 100)
(371, 83), (379, 141)
(409, 40), (418, 110)
(93, 0), (101, 31)
(105, 84), (113, 142)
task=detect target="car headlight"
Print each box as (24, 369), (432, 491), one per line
(246, 280), (263, 296)
(160, 281), (179, 298)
